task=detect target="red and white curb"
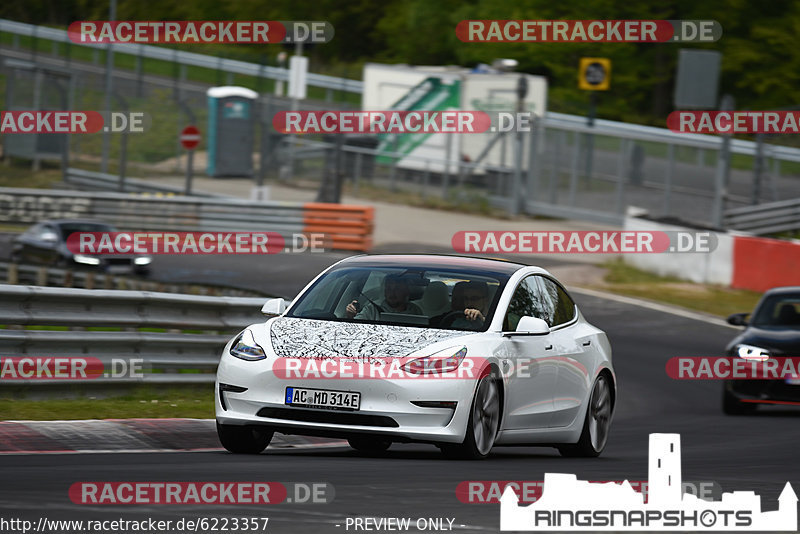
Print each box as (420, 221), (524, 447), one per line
(0, 419), (346, 454)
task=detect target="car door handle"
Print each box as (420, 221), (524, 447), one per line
(545, 345), (553, 350)
(582, 341), (591, 346)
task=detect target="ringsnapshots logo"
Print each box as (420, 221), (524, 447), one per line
(500, 433), (797, 531)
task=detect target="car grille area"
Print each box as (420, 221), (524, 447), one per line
(256, 407), (399, 428)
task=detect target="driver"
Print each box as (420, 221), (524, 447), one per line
(346, 274), (423, 320)
(450, 281), (489, 330)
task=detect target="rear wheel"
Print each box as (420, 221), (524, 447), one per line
(559, 374), (613, 458)
(441, 374), (500, 460)
(216, 422), (273, 454)
(722, 385), (756, 415)
(348, 437), (392, 454)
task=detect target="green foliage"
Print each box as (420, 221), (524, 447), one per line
(2, 0), (800, 124)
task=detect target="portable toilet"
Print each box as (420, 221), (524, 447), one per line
(206, 86), (258, 177)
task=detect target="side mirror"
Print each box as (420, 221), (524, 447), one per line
(512, 316), (551, 335)
(262, 298), (288, 316)
(727, 312), (749, 327)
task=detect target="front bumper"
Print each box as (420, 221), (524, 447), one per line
(726, 379), (800, 405)
(215, 353), (481, 444)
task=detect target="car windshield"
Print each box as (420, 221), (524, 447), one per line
(751, 294), (800, 328)
(57, 223), (115, 240)
(286, 265), (509, 331)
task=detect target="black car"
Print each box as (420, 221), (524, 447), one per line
(11, 219), (152, 276)
(723, 286), (800, 414)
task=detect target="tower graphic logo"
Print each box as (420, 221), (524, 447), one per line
(500, 433), (797, 531)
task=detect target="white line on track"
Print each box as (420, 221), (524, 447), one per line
(571, 286), (739, 329)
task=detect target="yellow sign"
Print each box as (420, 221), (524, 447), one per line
(579, 58), (611, 91)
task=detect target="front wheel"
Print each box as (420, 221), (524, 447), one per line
(216, 422), (273, 454)
(441, 374), (500, 460)
(558, 374), (613, 458)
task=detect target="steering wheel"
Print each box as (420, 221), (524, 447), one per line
(437, 310), (469, 328)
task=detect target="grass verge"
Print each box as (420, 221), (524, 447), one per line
(0, 385), (215, 420)
(593, 259), (763, 318)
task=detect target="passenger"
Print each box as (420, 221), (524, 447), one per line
(450, 281), (489, 330)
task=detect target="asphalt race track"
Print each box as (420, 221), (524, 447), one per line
(1, 251), (799, 533)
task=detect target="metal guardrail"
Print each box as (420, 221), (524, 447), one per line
(0, 284), (266, 385)
(0, 261), (266, 297)
(544, 112), (800, 162)
(0, 186), (307, 234)
(724, 198), (800, 235)
(0, 19), (363, 94)
(0, 185), (375, 251)
(63, 168), (223, 197)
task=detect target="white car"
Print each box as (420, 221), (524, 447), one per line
(215, 255), (615, 459)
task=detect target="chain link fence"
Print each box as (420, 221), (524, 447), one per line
(2, 21), (800, 233)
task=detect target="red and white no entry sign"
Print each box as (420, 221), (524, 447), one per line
(180, 125), (201, 150)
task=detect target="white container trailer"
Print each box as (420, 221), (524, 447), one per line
(362, 63), (548, 174)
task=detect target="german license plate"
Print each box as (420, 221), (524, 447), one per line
(285, 387), (361, 411)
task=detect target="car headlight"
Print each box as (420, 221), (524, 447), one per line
(73, 254), (101, 266)
(134, 257), (152, 265)
(735, 344), (770, 361)
(402, 346), (467, 375)
(230, 329), (266, 361)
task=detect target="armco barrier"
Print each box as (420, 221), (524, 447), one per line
(303, 203), (374, 251)
(0, 261), (265, 297)
(64, 168), (222, 197)
(0, 187), (374, 252)
(732, 236), (800, 292)
(0, 284), (266, 385)
(723, 197), (800, 235)
(624, 215), (800, 292)
(623, 216), (733, 286)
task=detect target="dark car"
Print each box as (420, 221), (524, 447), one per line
(11, 219), (152, 276)
(723, 286), (800, 414)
